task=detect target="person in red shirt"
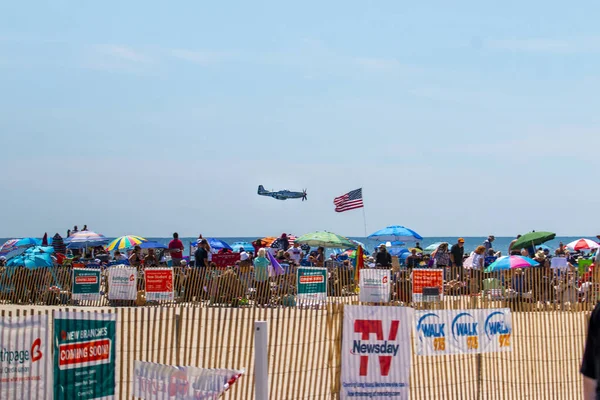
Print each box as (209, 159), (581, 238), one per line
(169, 232), (184, 266)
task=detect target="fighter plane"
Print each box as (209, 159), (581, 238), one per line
(257, 185), (307, 201)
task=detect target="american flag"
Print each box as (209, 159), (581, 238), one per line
(333, 188), (364, 212)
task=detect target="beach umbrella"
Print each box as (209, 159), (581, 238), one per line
(485, 256), (538, 273)
(566, 238), (600, 251)
(230, 242), (254, 252)
(65, 231), (109, 248)
(424, 242), (446, 253)
(206, 238), (232, 251)
(510, 231), (556, 250)
(24, 246), (54, 255)
(378, 241), (405, 247)
(0, 239), (19, 254)
(295, 231), (355, 249)
(107, 235), (147, 251)
(139, 241), (167, 249)
(15, 237), (42, 247)
(388, 247), (409, 257)
(255, 237), (277, 247)
(41, 233), (48, 246)
(6, 252), (53, 269)
(368, 225), (423, 242)
(52, 233), (66, 254)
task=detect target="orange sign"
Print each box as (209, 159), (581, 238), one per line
(412, 269), (444, 301)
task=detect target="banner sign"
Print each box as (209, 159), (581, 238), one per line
(145, 268), (174, 301)
(414, 308), (512, 355)
(53, 311), (116, 399)
(211, 253), (241, 269)
(340, 305), (413, 399)
(107, 266), (138, 300)
(0, 315), (49, 399)
(296, 267), (327, 305)
(359, 269), (391, 303)
(72, 268), (102, 301)
(133, 361), (244, 399)
(412, 269), (444, 302)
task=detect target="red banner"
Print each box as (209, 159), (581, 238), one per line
(211, 253), (240, 269)
(144, 269), (174, 301)
(412, 269), (444, 300)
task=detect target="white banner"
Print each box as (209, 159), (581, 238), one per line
(341, 305), (412, 399)
(414, 308), (513, 355)
(359, 269), (391, 303)
(0, 315), (49, 399)
(108, 266), (138, 300)
(133, 361), (244, 400)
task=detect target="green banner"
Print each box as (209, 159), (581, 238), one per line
(296, 267), (327, 304)
(53, 311), (116, 400)
(72, 269), (101, 301)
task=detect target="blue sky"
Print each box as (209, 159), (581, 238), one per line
(1, 1), (599, 238)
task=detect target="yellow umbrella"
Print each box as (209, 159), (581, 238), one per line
(106, 235), (147, 251)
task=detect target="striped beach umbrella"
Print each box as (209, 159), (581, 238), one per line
(107, 235), (147, 251)
(485, 256), (538, 272)
(566, 238), (600, 251)
(65, 231), (109, 248)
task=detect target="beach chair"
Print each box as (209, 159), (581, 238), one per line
(483, 278), (505, 300)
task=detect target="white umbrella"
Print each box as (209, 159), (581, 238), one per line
(566, 238), (599, 251)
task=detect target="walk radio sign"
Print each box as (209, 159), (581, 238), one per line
(340, 305), (413, 399)
(296, 267), (327, 305)
(72, 268), (102, 301)
(53, 311), (116, 399)
(0, 315), (49, 399)
(414, 308), (512, 355)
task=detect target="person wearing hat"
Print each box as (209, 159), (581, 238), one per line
(450, 238), (465, 280)
(375, 244), (392, 268)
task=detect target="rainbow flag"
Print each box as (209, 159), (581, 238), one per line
(354, 245), (364, 291)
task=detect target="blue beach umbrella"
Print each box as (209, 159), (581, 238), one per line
(206, 238), (232, 251)
(15, 237), (42, 247)
(231, 242), (254, 252)
(388, 247), (409, 257)
(139, 241), (167, 249)
(368, 225), (423, 242)
(6, 253), (53, 269)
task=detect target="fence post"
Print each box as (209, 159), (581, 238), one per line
(255, 320), (269, 400)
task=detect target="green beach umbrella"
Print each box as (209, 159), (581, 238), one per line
(295, 231), (354, 249)
(510, 231), (556, 250)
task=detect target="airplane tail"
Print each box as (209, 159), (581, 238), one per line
(258, 185), (267, 194)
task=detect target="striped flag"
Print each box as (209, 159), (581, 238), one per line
(333, 188), (364, 212)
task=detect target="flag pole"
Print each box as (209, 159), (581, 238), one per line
(361, 188), (367, 237)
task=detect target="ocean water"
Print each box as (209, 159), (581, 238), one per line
(1, 236), (590, 255)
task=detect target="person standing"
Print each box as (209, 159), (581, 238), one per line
(254, 248), (271, 305)
(280, 233), (290, 252)
(194, 239), (209, 269)
(286, 242), (303, 266)
(450, 238), (465, 280)
(375, 244), (392, 268)
(169, 232), (184, 266)
(508, 235), (522, 255)
(483, 235), (495, 252)
(471, 245), (486, 293)
(434, 243), (451, 272)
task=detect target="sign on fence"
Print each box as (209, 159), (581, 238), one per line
(107, 266), (138, 300)
(359, 269), (391, 303)
(72, 268), (102, 301)
(296, 267), (327, 305)
(412, 269), (444, 302)
(414, 308), (513, 355)
(133, 361), (244, 399)
(53, 311), (116, 400)
(341, 305), (413, 399)
(0, 315), (49, 399)
(212, 253), (241, 269)
(145, 268), (174, 301)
